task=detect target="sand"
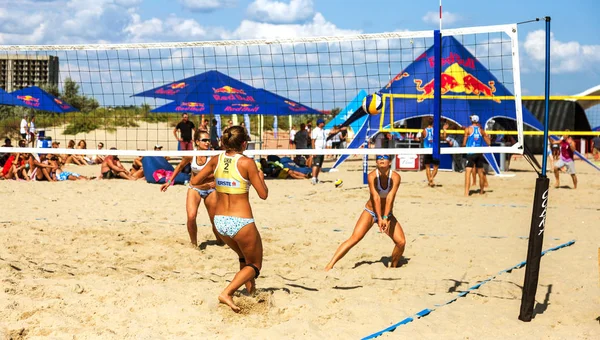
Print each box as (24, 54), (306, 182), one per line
(1, 155), (599, 339)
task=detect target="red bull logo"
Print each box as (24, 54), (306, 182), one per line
(213, 86), (246, 95)
(155, 82), (188, 95)
(414, 63), (499, 103)
(213, 86), (255, 102)
(176, 102), (205, 112)
(17, 95), (40, 107)
(224, 103), (260, 113)
(385, 72), (409, 89)
(53, 98), (71, 110)
(284, 100), (307, 112)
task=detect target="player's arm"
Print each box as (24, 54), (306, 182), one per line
(161, 156), (192, 191)
(383, 172), (401, 218)
(242, 157), (268, 199)
(568, 138), (576, 151)
(190, 156), (218, 186)
(481, 129), (491, 146)
(367, 172), (383, 221)
(462, 127), (471, 147)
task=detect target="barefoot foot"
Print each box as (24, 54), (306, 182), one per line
(218, 293), (241, 313)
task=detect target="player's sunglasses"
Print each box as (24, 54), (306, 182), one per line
(376, 155), (390, 160)
(200, 138), (211, 143)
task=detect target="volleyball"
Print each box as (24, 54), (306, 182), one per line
(362, 92), (383, 115)
(334, 179), (344, 188)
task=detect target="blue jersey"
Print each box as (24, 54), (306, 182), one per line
(423, 127), (434, 148)
(466, 125), (483, 148)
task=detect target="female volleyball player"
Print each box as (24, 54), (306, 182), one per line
(161, 130), (223, 247)
(190, 126), (268, 312)
(325, 154), (406, 271)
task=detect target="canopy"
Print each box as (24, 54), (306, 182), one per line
(0, 87), (27, 106)
(134, 70), (321, 116)
(333, 35), (599, 172)
(11, 86), (78, 113)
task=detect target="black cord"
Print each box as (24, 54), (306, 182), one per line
(517, 18), (541, 25)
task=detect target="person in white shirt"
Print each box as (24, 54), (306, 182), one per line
(310, 119), (345, 184)
(27, 115), (36, 146)
(20, 114), (28, 140)
(289, 125), (297, 149)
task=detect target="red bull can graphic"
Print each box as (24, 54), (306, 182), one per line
(213, 86), (255, 102)
(175, 102), (205, 112)
(414, 63), (499, 103)
(224, 103), (260, 113)
(155, 82), (188, 95)
(17, 95), (40, 107)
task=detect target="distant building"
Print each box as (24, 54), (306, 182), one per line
(0, 55), (59, 92)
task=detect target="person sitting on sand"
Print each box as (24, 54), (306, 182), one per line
(325, 155), (406, 271)
(52, 167), (91, 181)
(28, 153), (58, 181)
(101, 148), (137, 180)
(190, 126), (268, 312)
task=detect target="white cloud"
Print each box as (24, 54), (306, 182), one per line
(523, 30), (600, 73)
(178, 0), (235, 12)
(225, 13), (360, 39)
(422, 11), (460, 26)
(247, 0), (314, 24)
(123, 14), (208, 42)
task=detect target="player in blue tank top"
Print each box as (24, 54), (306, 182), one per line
(421, 117), (440, 187)
(462, 115), (491, 196)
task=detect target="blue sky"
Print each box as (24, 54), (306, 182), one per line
(0, 0), (598, 102)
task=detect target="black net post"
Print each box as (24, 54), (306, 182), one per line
(518, 176), (549, 321)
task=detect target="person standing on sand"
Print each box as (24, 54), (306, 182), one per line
(190, 126), (268, 312)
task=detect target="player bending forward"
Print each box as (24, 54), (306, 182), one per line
(325, 154), (406, 270)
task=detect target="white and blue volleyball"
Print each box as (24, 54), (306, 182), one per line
(362, 92), (383, 115)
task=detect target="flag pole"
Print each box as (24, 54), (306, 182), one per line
(439, 0), (443, 30)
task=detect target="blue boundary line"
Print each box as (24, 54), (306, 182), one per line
(361, 240), (576, 340)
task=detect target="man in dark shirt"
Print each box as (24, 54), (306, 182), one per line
(173, 113), (195, 150)
(294, 123), (309, 149)
(210, 119), (220, 150)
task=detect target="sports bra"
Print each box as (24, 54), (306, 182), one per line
(375, 169), (392, 198)
(214, 153), (250, 194)
(191, 151), (211, 174)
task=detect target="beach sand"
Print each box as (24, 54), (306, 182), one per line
(1, 156), (599, 339)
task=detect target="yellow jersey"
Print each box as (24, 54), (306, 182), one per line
(214, 153), (250, 194)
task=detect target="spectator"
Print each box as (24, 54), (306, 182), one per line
(421, 117), (440, 187)
(210, 119), (220, 150)
(1, 138), (12, 167)
(173, 113), (195, 151)
(443, 122), (464, 172)
(294, 123), (309, 150)
(101, 148), (137, 180)
(20, 114), (28, 140)
(91, 142), (105, 165)
(28, 115), (37, 147)
(200, 118), (210, 132)
(311, 118), (345, 184)
(592, 135), (600, 161)
(289, 125), (297, 149)
(240, 122), (250, 141)
(549, 132), (577, 189)
(227, 119), (234, 129)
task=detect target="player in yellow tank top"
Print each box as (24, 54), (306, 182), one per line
(214, 153), (250, 194)
(189, 125), (268, 313)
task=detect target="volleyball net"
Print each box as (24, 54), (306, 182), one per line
(2, 22), (596, 160)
